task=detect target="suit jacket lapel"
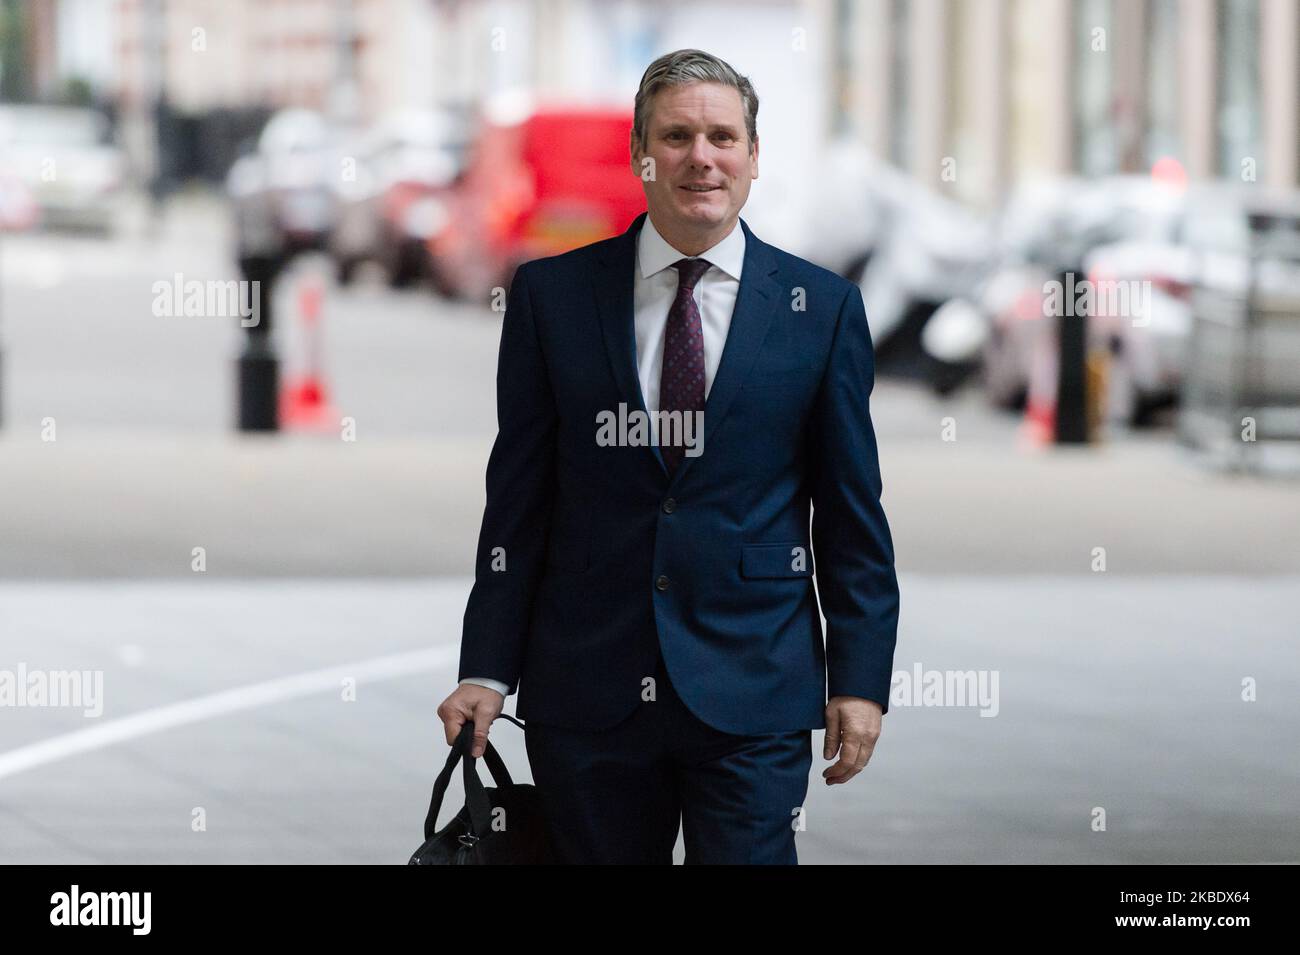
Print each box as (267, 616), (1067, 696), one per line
(668, 217), (780, 489)
(594, 212), (668, 476)
(592, 212), (782, 487)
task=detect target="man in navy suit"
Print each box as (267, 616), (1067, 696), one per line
(438, 48), (899, 864)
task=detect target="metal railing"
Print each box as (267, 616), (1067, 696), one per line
(1178, 207), (1300, 474)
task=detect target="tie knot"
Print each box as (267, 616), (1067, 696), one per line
(672, 257), (712, 292)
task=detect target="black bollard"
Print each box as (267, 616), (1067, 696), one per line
(1054, 270), (1089, 444)
(237, 256), (281, 431)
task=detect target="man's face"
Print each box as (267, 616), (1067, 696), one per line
(631, 81), (759, 243)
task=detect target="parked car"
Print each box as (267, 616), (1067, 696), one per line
(329, 108), (469, 287)
(0, 104), (126, 233)
(227, 109), (346, 273)
(941, 176), (1187, 423)
(932, 176), (1099, 408)
(927, 174), (1300, 426)
(799, 140), (994, 383)
(855, 175), (996, 381)
(425, 100), (646, 301)
(1084, 182), (1300, 423)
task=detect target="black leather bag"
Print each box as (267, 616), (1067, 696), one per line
(408, 713), (556, 864)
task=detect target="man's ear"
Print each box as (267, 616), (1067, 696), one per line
(750, 134), (760, 179)
(629, 128), (641, 175)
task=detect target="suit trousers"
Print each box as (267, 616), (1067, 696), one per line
(523, 650), (813, 864)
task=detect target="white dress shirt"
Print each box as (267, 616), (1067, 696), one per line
(632, 213), (746, 444)
(461, 215), (747, 698)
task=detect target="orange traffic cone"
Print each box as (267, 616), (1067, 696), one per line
(279, 273), (339, 431)
(1017, 396), (1054, 448)
(1017, 314), (1057, 450)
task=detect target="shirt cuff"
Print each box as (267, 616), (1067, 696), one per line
(459, 677), (511, 697)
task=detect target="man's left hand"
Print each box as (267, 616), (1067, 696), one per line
(821, 696), (882, 785)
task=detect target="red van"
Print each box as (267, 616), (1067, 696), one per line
(426, 106), (647, 300)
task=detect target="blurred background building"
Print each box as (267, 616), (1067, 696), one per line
(834, 0), (1298, 206)
(8, 0), (1297, 196)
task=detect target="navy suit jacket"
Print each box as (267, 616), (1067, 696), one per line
(459, 211), (899, 735)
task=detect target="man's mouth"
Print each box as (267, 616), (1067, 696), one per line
(680, 183), (721, 193)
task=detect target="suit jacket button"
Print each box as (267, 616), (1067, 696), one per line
(655, 575), (670, 591)
(662, 497), (676, 514)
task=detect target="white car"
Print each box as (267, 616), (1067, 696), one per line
(0, 105), (126, 233)
(1083, 183), (1300, 425)
(973, 176), (1186, 423)
(226, 109), (347, 268)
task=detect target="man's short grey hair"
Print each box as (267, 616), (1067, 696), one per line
(633, 49), (758, 153)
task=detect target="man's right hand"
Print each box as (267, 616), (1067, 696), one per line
(437, 684), (505, 758)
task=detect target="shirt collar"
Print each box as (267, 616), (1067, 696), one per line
(637, 212), (746, 282)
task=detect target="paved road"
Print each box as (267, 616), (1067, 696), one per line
(1, 578), (1295, 864)
(1, 430), (1298, 577)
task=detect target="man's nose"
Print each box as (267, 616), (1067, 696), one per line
(688, 134), (713, 168)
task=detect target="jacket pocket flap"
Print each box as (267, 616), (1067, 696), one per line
(741, 542), (812, 578)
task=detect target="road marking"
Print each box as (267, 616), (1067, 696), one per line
(0, 647), (456, 782)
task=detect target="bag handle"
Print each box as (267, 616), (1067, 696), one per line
(422, 715), (524, 842)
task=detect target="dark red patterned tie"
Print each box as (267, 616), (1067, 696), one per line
(659, 257), (712, 476)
